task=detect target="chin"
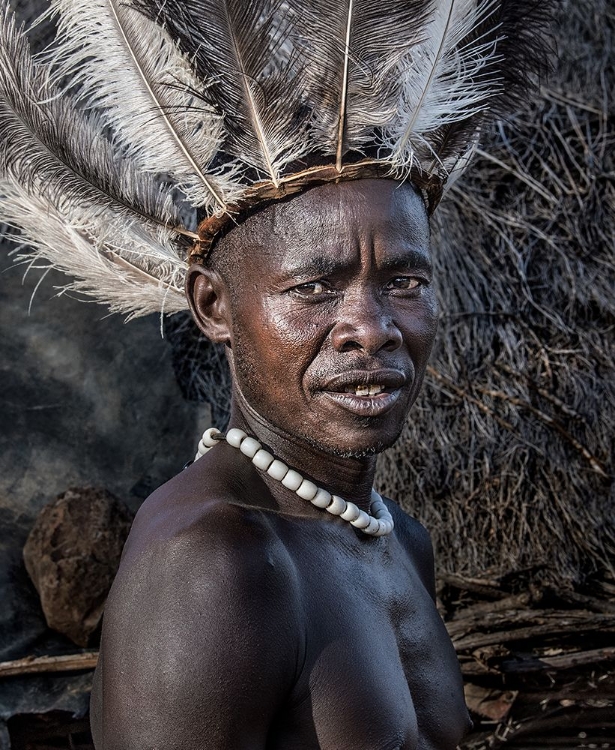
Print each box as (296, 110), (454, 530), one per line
(329, 444), (387, 459)
(305, 421), (404, 459)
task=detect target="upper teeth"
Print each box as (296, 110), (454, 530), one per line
(355, 385), (384, 396)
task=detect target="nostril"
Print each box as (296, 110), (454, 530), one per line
(332, 326), (402, 355)
(383, 334), (402, 352)
(339, 340), (363, 353)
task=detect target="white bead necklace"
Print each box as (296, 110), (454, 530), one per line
(194, 427), (394, 537)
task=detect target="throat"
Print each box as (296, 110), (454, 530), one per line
(226, 398), (379, 511)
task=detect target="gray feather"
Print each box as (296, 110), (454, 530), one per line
(0, 5), (189, 316)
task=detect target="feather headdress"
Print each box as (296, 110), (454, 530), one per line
(0, 0), (552, 317)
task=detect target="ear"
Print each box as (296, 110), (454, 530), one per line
(185, 264), (232, 344)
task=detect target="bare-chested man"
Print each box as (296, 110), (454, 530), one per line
(90, 179), (472, 749)
(0, 0), (553, 742)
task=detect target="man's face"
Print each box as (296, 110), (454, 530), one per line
(209, 179), (437, 457)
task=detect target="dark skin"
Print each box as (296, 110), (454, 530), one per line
(90, 180), (471, 749)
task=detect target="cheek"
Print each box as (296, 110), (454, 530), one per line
(230, 297), (330, 392)
(253, 298), (332, 352)
(396, 292), (438, 372)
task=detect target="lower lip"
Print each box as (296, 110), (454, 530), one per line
(321, 390), (402, 417)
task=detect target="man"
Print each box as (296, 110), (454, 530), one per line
(90, 179), (472, 749)
(0, 0), (551, 746)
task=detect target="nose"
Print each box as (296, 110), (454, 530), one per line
(330, 290), (403, 355)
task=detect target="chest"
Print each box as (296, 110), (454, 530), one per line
(271, 534), (469, 749)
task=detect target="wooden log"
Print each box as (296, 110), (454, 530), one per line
(451, 611), (615, 650)
(450, 593), (532, 622)
(438, 572), (507, 599)
(448, 607), (554, 640)
(501, 646), (615, 673)
(0, 652), (99, 677)
(555, 588), (615, 614)
(498, 706), (615, 738)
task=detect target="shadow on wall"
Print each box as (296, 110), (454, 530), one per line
(0, 257), (205, 744)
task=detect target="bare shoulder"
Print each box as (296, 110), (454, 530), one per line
(93, 464), (303, 749)
(384, 497), (436, 599)
(120, 456), (300, 585)
(108, 462), (304, 645)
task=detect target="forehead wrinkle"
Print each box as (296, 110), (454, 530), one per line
(272, 195), (344, 244)
(262, 197), (356, 275)
(277, 255), (341, 279)
(218, 179), (428, 285)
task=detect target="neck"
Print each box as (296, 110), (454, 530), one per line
(227, 397), (377, 513)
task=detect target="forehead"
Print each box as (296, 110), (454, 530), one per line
(218, 179), (430, 275)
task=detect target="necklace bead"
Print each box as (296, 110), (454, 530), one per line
(267, 459), (289, 481)
(281, 469), (303, 492)
(239, 436), (261, 458)
(193, 428), (394, 537)
(226, 428), (247, 448)
(311, 488), (333, 508)
(351, 510), (371, 530)
(252, 449), (275, 471)
(340, 502), (361, 522)
(326, 495), (347, 516)
(296, 479), (318, 501)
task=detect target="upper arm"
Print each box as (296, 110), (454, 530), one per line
(93, 506), (301, 750)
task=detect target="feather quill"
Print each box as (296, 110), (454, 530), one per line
(138, 0), (310, 186)
(0, 6), (188, 317)
(47, 0), (239, 211)
(287, 0), (433, 168)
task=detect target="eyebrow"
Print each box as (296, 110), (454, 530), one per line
(281, 249), (432, 279)
(378, 250), (433, 274)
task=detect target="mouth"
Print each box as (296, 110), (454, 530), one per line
(319, 369), (407, 417)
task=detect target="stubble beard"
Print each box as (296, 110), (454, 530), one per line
(299, 420), (402, 459)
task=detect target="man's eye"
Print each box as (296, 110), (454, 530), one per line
(291, 281), (334, 297)
(386, 277), (423, 291)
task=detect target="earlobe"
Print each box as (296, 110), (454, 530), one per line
(185, 265), (232, 344)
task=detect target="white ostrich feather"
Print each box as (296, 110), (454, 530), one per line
(138, 0), (313, 187)
(1, 181), (187, 317)
(0, 5), (190, 317)
(287, 0), (432, 168)
(384, 0), (504, 176)
(1, 0), (553, 317)
(46, 0), (242, 212)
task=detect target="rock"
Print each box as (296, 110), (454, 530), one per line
(23, 488), (134, 647)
